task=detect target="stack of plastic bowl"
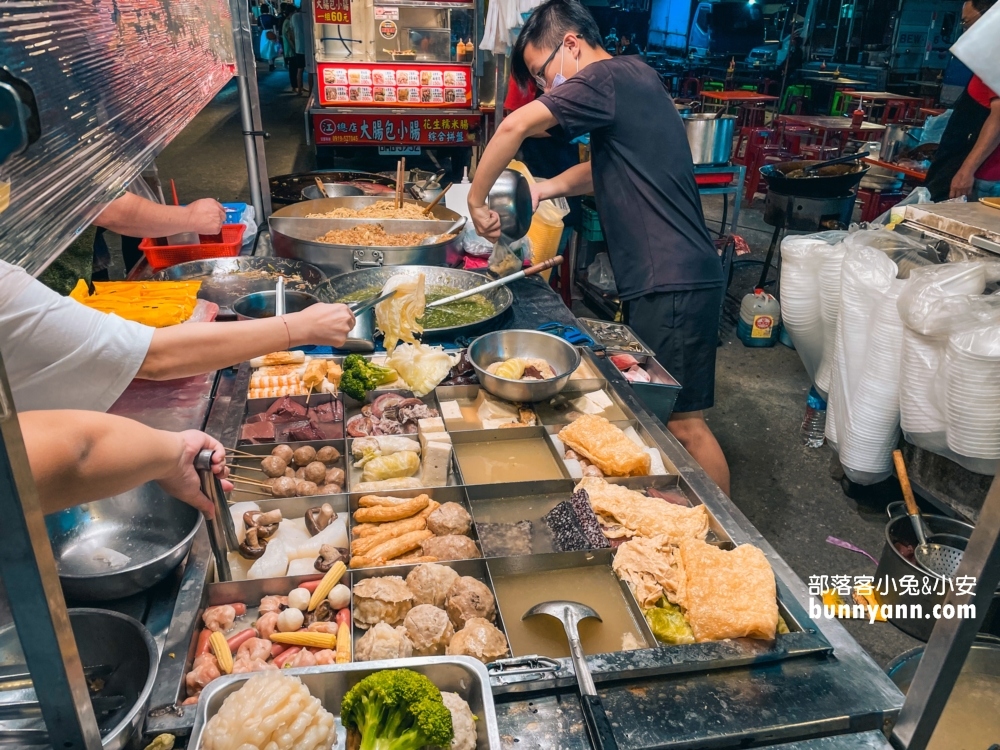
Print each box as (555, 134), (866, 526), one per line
(779, 236), (827, 383)
(946, 327), (1000, 460)
(815, 239), (849, 394)
(839, 285), (905, 479)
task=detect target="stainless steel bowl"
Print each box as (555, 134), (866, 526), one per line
(47, 484), (202, 601)
(488, 169), (533, 241)
(232, 290), (319, 320)
(0, 609), (158, 749)
(301, 183), (365, 200)
(468, 329), (580, 402)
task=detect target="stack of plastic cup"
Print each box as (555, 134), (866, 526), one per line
(899, 328), (947, 435)
(946, 327), (1000, 460)
(779, 237), (826, 382)
(815, 240), (849, 394)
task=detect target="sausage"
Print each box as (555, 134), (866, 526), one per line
(195, 628), (213, 656)
(227, 627), (259, 651)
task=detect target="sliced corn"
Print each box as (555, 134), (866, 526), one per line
(209, 631), (233, 674)
(308, 561), (347, 611)
(335, 622), (351, 664)
(268, 631), (338, 649)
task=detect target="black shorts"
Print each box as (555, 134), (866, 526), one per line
(625, 287), (723, 414)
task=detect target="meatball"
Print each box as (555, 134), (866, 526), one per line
(446, 617), (508, 663)
(294, 467), (308, 480)
(441, 692), (478, 750)
(403, 604), (454, 656)
(292, 446), (317, 467)
(271, 477), (298, 498)
(304, 461), (327, 484)
(260, 455), (288, 478)
(426, 502), (473, 536)
(405, 563), (459, 609)
(271, 444), (294, 463)
(284, 467), (295, 478)
(320, 483), (342, 495)
(352, 576), (413, 629)
(421, 536), (479, 562)
(325, 467), (345, 486)
(295, 480), (321, 496)
(316, 445), (341, 464)
(355, 622), (414, 662)
(445, 577), (496, 630)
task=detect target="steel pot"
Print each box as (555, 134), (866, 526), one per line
(874, 501), (1000, 640)
(682, 113), (737, 165)
(880, 124), (924, 163)
(488, 168), (533, 241)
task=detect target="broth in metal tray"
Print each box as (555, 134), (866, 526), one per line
(454, 438), (564, 484)
(492, 566), (647, 658)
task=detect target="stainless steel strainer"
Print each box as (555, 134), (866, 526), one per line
(893, 450), (965, 578)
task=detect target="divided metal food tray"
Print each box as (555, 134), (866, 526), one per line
(187, 657), (502, 750)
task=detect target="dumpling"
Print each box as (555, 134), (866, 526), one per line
(403, 604), (455, 656)
(445, 576), (496, 630)
(406, 563), (460, 608)
(447, 618), (508, 663)
(353, 576), (413, 629)
(355, 622), (414, 661)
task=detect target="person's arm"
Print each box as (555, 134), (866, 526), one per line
(468, 100), (559, 240)
(531, 162), (593, 208)
(20, 410), (230, 516)
(137, 303), (356, 380)
(951, 98), (1000, 198)
(96, 193), (227, 237)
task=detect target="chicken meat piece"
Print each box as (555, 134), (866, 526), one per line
(421, 535), (479, 562)
(202, 605), (237, 632)
(235, 637), (273, 663)
(403, 604), (455, 656)
(445, 577), (496, 629)
(313, 649), (338, 665)
(426, 502), (473, 536)
(258, 595), (287, 615)
(355, 622), (414, 662)
(286, 649), (317, 668)
(441, 692), (478, 750)
(352, 576), (413, 629)
(405, 563), (459, 608)
(255, 611), (280, 640)
(446, 618), (509, 663)
(185, 653), (220, 696)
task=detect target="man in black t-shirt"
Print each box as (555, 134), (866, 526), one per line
(468, 0), (730, 495)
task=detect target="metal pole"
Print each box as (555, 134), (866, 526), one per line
(0, 354), (103, 749)
(229, 0), (273, 221)
(844, 0), (857, 64)
(890, 468), (1000, 750)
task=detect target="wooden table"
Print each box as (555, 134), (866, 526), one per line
(844, 91), (921, 101)
(777, 114), (885, 150)
(863, 156), (927, 182)
(701, 91), (778, 104)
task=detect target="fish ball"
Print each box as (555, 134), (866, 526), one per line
(296, 480), (321, 496)
(316, 445), (341, 464)
(292, 446), (317, 467)
(304, 461), (328, 484)
(271, 477), (298, 498)
(271, 444), (294, 463)
(260, 456), (288, 478)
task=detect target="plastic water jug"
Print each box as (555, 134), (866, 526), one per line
(737, 288), (781, 347)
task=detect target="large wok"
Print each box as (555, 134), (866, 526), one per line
(760, 159), (869, 198)
(269, 197), (464, 276)
(316, 265), (513, 340)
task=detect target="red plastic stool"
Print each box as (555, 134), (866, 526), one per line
(734, 127), (773, 165)
(744, 146), (794, 204)
(857, 188), (905, 222)
(678, 77), (702, 99)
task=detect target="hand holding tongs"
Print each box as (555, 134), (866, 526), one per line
(195, 449), (240, 580)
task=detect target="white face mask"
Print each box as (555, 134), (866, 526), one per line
(550, 46), (579, 89)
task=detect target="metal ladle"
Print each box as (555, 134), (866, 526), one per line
(275, 276), (286, 317)
(893, 450), (965, 578)
(522, 601), (620, 750)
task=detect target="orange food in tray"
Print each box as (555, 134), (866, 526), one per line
(70, 279), (201, 327)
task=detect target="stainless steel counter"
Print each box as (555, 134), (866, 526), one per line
(131, 244), (902, 748)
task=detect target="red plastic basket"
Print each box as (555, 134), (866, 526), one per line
(139, 224), (246, 271)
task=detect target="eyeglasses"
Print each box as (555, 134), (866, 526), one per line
(532, 41), (563, 90)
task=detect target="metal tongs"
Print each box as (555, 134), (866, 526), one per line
(348, 289), (397, 316)
(196, 449), (240, 580)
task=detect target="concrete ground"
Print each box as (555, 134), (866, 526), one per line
(157, 68), (920, 668)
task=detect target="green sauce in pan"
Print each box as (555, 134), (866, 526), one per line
(337, 284), (496, 329)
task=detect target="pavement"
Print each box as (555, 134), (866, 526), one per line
(156, 70), (922, 668)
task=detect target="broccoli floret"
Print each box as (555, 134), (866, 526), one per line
(341, 669), (454, 750)
(340, 355), (398, 401)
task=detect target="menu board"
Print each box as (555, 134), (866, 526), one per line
(313, 112), (480, 146)
(315, 0), (350, 25)
(318, 62), (473, 108)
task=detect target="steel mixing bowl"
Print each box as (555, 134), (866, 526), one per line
(47, 484), (202, 601)
(232, 289), (319, 320)
(0, 609), (158, 749)
(468, 330), (580, 402)
(489, 169), (533, 241)
(301, 183), (365, 200)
